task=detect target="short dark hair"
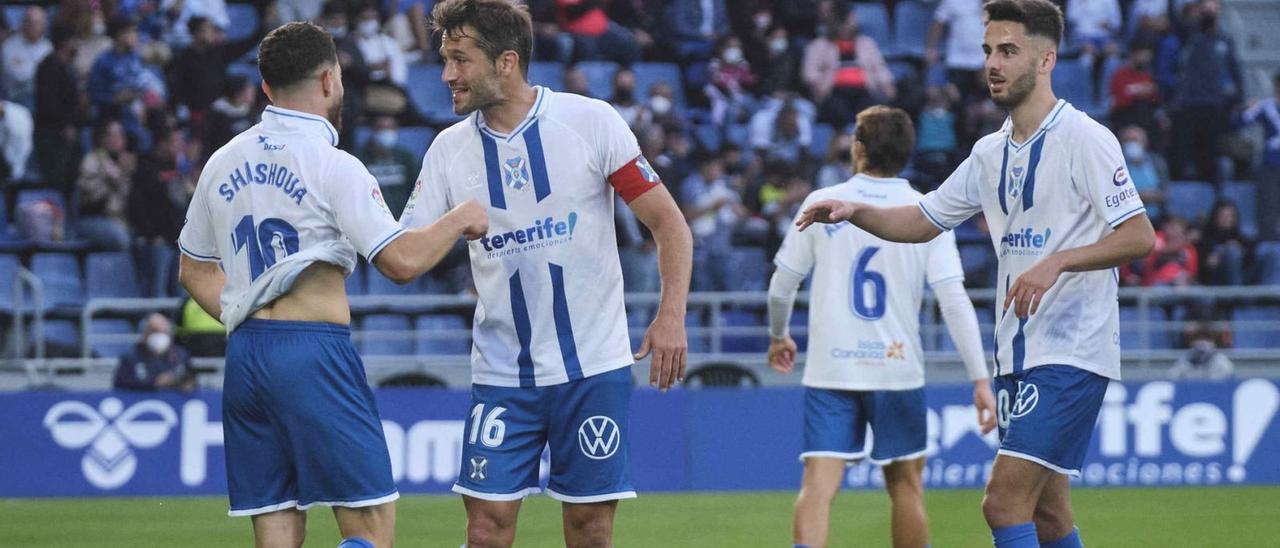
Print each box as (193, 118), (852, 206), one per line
(107, 17), (137, 39)
(983, 0), (1064, 47)
(258, 22), (338, 91)
(430, 0), (533, 77)
(187, 15), (210, 37)
(854, 106), (915, 174)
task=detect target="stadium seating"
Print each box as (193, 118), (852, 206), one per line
(415, 314), (471, 355)
(1050, 61), (1096, 113)
(345, 261), (367, 296)
(1257, 241), (1280, 285)
(686, 312), (710, 353)
(528, 61), (565, 90)
(406, 65), (462, 124)
(1233, 306), (1280, 349)
(361, 314), (414, 355)
(90, 318), (134, 359)
(1165, 181), (1216, 222)
(810, 124), (835, 159)
(726, 247), (768, 292)
(683, 363), (760, 388)
(86, 252), (140, 299)
(225, 4), (258, 42)
(0, 254), (20, 312)
(632, 62), (684, 108)
(39, 319), (79, 353)
(1119, 306), (1173, 350)
(892, 1), (933, 58)
(576, 61), (619, 99)
(852, 3), (892, 51)
(30, 253), (83, 311)
(721, 309), (767, 353)
(1222, 181), (1259, 236)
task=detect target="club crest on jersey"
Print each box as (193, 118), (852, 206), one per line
(469, 457), (487, 481)
(504, 157), (530, 191)
(636, 156), (659, 183)
(1008, 166), (1026, 199)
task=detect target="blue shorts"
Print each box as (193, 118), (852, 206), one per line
(454, 366), (635, 503)
(802, 387), (929, 465)
(994, 364), (1111, 476)
(223, 320), (398, 516)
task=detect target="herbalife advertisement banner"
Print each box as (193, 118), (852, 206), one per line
(2, 379), (1277, 498)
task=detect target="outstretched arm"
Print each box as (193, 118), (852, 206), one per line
(628, 185), (693, 391)
(372, 199), (487, 284)
(796, 200), (942, 243)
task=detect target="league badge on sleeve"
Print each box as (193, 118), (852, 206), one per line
(372, 184), (390, 213)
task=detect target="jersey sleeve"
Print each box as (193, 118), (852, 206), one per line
(1074, 123), (1147, 228)
(399, 144), (454, 230)
(773, 194), (819, 276)
(177, 176), (220, 262)
(595, 102), (661, 203)
(918, 155), (983, 231)
(924, 229), (966, 287)
(323, 154), (407, 261)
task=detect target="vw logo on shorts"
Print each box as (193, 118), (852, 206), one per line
(1011, 381), (1040, 419)
(577, 415), (621, 460)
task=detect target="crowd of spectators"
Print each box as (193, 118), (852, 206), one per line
(0, 0), (1277, 364)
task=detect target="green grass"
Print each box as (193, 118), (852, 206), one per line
(2, 487), (1277, 547)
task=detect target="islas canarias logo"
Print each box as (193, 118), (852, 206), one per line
(43, 398), (179, 489)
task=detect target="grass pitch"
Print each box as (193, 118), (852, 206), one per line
(2, 487), (1276, 547)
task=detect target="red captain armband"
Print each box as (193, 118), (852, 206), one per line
(608, 155), (662, 203)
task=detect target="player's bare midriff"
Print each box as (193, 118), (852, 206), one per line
(250, 262), (352, 326)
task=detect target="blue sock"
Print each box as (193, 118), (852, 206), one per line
(793, 545), (811, 548)
(991, 522), (1038, 548)
(338, 538), (374, 548)
(1042, 527), (1082, 548)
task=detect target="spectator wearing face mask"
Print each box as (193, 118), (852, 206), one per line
(609, 68), (651, 130)
(357, 116), (419, 218)
(1119, 125), (1168, 221)
(755, 25), (798, 96)
(1169, 323), (1233, 381)
(704, 36), (757, 125)
(815, 132), (853, 189)
(645, 81), (682, 128)
(113, 312), (197, 392)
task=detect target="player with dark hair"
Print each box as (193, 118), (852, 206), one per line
(795, 1), (1157, 547)
(178, 21), (487, 547)
(400, 1), (693, 546)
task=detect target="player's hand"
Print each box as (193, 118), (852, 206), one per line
(795, 199), (859, 231)
(1003, 254), (1064, 318)
(635, 312), (687, 392)
(973, 378), (997, 435)
(768, 336), (798, 374)
(451, 199), (488, 240)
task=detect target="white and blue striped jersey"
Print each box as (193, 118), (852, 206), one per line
(400, 87), (660, 387)
(775, 175), (966, 390)
(918, 100), (1145, 380)
(178, 106), (406, 332)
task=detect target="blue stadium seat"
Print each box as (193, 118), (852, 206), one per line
(40, 319), (80, 351)
(1051, 61), (1095, 112)
(810, 123), (835, 159)
(1119, 306), (1172, 351)
(398, 126), (436, 156)
(406, 65), (462, 124)
(726, 247), (768, 292)
(362, 314), (413, 356)
(86, 252), (140, 299)
(367, 269), (418, 295)
(345, 261), (367, 296)
(91, 318), (134, 359)
(1256, 241), (1280, 285)
(0, 254), (21, 312)
(15, 189), (66, 216)
(31, 253), (83, 310)
(1165, 181), (1216, 222)
(1222, 181), (1259, 237)
(632, 62), (684, 109)
(528, 61), (565, 90)
(789, 309), (808, 352)
(893, 1), (933, 58)
(576, 61), (619, 100)
(721, 309), (767, 353)
(1233, 306), (1280, 349)
(415, 314), (471, 355)
(686, 312), (709, 353)
(853, 3), (892, 51)
(224, 4), (259, 42)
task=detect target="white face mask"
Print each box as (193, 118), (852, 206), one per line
(722, 47), (744, 64)
(649, 95), (671, 115)
(146, 332), (171, 354)
(374, 129), (397, 149)
(357, 19), (379, 37)
(769, 37), (788, 55)
(1123, 141), (1146, 162)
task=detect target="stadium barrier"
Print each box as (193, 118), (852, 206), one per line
(2, 378), (1277, 498)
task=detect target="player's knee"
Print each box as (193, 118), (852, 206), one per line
(883, 462), (924, 500)
(466, 513), (516, 547)
(796, 481), (839, 508)
(563, 515), (613, 548)
(981, 491), (1018, 526)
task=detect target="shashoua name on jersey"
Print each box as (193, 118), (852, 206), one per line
(400, 87), (660, 388)
(179, 106), (406, 332)
(775, 174), (966, 391)
(917, 100), (1145, 380)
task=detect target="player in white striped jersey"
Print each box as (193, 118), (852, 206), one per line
(398, 1), (692, 546)
(178, 22), (486, 547)
(768, 106), (996, 548)
(794, 2), (1156, 547)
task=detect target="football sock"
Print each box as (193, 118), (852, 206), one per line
(1042, 527), (1082, 548)
(338, 537), (374, 548)
(991, 522), (1038, 548)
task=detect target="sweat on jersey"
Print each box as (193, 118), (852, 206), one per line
(917, 100), (1145, 380)
(775, 174), (967, 391)
(178, 106), (407, 332)
(400, 86), (660, 388)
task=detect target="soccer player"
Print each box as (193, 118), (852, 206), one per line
(768, 106), (997, 548)
(399, 1), (693, 546)
(178, 22), (487, 548)
(794, 2), (1156, 547)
